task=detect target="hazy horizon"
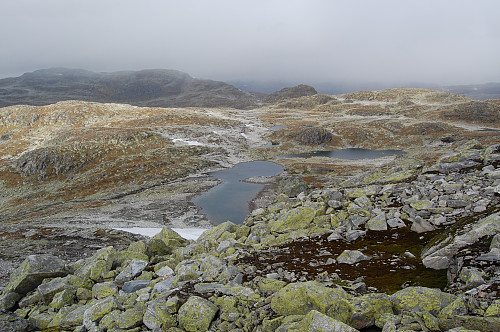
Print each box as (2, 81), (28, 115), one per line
(1, 1), (499, 86)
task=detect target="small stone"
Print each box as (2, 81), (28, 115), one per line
(411, 216), (435, 233)
(459, 267), (485, 289)
(366, 212), (387, 231)
(387, 217), (406, 228)
(345, 230), (366, 242)
(156, 265), (175, 277)
(337, 250), (371, 264)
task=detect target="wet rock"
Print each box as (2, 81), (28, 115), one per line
(178, 296), (218, 332)
(6, 254), (68, 295)
(337, 250), (371, 265)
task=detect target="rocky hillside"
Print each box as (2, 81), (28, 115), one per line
(263, 84), (317, 103)
(0, 68), (260, 109)
(0, 141), (499, 331)
(0, 87), (499, 331)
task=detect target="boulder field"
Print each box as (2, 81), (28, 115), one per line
(0, 140), (499, 331)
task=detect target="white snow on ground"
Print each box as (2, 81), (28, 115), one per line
(171, 138), (205, 146)
(114, 227), (209, 241)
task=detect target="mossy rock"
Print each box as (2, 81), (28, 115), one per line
(258, 278), (288, 293)
(350, 293), (393, 330)
(271, 281), (353, 324)
(143, 299), (177, 330)
(296, 310), (358, 332)
(390, 286), (456, 316)
(269, 204), (323, 233)
(6, 254), (68, 295)
(178, 296), (219, 332)
(49, 289), (76, 310)
(91, 281), (118, 299)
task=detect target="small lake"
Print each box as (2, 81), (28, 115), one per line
(192, 161), (284, 224)
(277, 148), (406, 159)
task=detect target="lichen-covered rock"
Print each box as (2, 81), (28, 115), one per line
(83, 297), (120, 329)
(115, 303), (146, 329)
(337, 250), (371, 265)
(294, 310), (359, 332)
(115, 259), (148, 285)
(485, 300), (500, 317)
(258, 278), (288, 293)
(269, 203), (323, 233)
(60, 304), (91, 328)
(459, 267), (485, 290)
(271, 281), (353, 324)
(366, 213), (387, 231)
(92, 281), (118, 299)
(0, 291), (21, 311)
(6, 254), (68, 295)
(178, 296), (218, 332)
(350, 293), (393, 329)
(278, 176), (308, 197)
(0, 310), (29, 332)
(390, 286), (456, 316)
(75, 259), (112, 283)
(49, 289), (76, 309)
(143, 299), (177, 330)
(439, 315), (500, 331)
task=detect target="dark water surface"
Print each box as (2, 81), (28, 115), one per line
(192, 161), (284, 224)
(277, 148), (406, 159)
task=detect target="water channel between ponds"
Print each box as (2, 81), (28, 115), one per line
(192, 149), (405, 225)
(192, 161), (284, 224)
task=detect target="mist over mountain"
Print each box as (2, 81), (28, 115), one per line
(0, 68), (260, 109)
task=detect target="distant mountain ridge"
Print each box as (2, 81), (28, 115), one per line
(0, 68), (261, 109)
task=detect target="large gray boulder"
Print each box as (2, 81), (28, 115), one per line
(6, 254), (68, 295)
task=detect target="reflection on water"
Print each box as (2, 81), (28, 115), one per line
(192, 161), (284, 224)
(277, 148), (406, 159)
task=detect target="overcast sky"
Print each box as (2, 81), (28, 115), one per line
(1, 0), (499, 85)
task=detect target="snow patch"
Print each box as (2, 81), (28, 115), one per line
(172, 138), (205, 146)
(114, 227), (209, 241)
